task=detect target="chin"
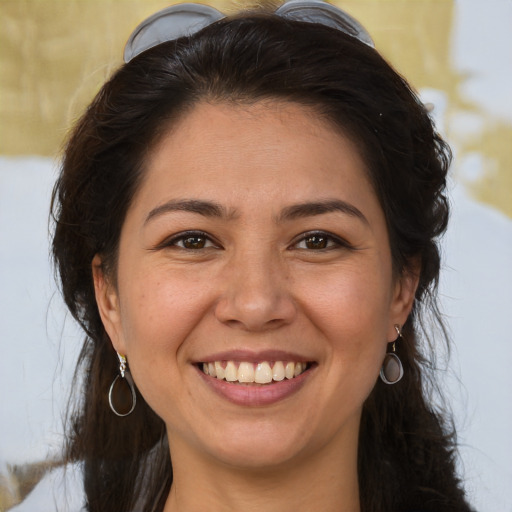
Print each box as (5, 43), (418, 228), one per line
(164, 416), (299, 469)
(199, 419), (319, 470)
(215, 443), (304, 471)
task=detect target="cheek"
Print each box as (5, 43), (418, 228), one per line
(297, 262), (392, 392)
(119, 269), (208, 340)
(298, 261), (393, 336)
(116, 271), (211, 389)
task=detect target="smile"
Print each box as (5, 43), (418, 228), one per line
(201, 361), (310, 385)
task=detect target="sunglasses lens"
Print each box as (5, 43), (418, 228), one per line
(276, 0), (374, 47)
(124, 4), (225, 62)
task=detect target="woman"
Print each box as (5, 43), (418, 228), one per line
(51, 1), (474, 511)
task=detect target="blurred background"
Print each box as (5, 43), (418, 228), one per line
(1, 0), (511, 510)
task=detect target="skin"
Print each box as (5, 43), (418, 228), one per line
(93, 101), (418, 512)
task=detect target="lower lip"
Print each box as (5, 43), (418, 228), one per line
(196, 366), (314, 406)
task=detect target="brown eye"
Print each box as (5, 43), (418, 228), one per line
(161, 231), (218, 251)
(293, 232), (348, 251)
(182, 235), (207, 249)
(304, 235), (329, 250)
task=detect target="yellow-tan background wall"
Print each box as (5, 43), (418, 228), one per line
(1, 0), (511, 217)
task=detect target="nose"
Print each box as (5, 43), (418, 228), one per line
(214, 249), (297, 332)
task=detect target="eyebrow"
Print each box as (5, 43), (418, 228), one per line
(144, 198), (369, 226)
(145, 199), (235, 225)
(277, 199), (369, 225)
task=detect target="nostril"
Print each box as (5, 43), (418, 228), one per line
(214, 292), (297, 332)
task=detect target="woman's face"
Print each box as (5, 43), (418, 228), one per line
(95, 101), (416, 470)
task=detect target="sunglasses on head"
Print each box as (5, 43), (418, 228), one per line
(124, 0), (374, 63)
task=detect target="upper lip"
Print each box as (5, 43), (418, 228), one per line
(194, 349), (315, 363)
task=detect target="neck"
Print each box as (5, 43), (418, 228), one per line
(163, 432), (360, 512)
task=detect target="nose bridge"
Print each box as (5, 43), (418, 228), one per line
(215, 241), (296, 330)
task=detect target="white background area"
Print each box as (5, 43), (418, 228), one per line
(1, 0), (511, 510)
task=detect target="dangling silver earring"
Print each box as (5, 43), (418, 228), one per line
(380, 325), (404, 385)
(108, 352), (137, 416)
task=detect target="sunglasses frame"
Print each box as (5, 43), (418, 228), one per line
(124, 0), (374, 63)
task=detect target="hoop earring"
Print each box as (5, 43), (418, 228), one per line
(108, 352), (137, 417)
(380, 325), (404, 385)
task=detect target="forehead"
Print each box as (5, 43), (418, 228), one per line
(151, 101), (366, 178)
(131, 100), (378, 219)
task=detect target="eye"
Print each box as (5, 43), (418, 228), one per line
(158, 231), (219, 250)
(293, 231), (348, 251)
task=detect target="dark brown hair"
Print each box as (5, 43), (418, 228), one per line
(52, 12), (473, 512)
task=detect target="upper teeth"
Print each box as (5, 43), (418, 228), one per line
(202, 361), (308, 384)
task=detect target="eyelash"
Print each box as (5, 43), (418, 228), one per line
(156, 229), (351, 252)
(156, 231), (220, 251)
(291, 231), (351, 251)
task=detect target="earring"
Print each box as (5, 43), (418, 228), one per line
(379, 325), (404, 385)
(108, 352), (137, 417)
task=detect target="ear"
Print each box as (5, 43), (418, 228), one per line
(92, 254), (127, 355)
(388, 259), (420, 341)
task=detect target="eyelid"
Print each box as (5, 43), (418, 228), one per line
(290, 230), (352, 250)
(153, 230), (221, 250)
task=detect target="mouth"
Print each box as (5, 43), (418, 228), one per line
(198, 360), (313, 385)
